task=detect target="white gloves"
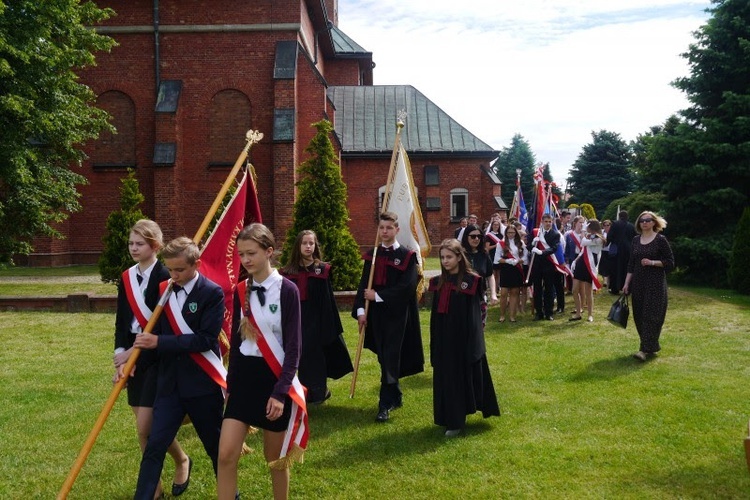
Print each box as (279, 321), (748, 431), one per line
(505, 258), (518, 266)
(532, 247), (543, 256)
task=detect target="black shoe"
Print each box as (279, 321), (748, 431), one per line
(546, 316), (555, 321)
(309, 389), (332, 405)
(171, 457), (192, 496)
(375, 408), (390, 422)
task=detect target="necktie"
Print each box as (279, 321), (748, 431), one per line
(136, 274), (143, 285)
(251, 285), (266, 306)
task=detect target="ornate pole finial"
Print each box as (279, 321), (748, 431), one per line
(245, 129), (264, 151)
(396, 109), (407, 129)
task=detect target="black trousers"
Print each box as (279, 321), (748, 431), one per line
(134, 390), (223, 499)
(533, 269), (557, 318)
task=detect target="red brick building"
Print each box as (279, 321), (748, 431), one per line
(27, 0), (502, 265)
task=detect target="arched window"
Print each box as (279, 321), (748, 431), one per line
(450, 188), (468, 219)
(93, 91), (135, 169)
(209, 90), (251, 166)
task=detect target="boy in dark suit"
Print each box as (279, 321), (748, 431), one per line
(531, 214), (563, 320)
(352, 212), (424, 423)
(133, 237), (225, 499)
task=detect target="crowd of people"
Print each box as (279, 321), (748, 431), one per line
(454, 209), (673, 359)
(112, 207), (671, 498)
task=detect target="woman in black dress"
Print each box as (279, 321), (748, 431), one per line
(496, 224), (527, 322)
(460, 224), (498, 326)
(218, 224), (303, 500)
(280, 230), (353, 404)
(113, 219), (190, 498)
(429, 239), (500, 437)
(622, 211), (674, 361)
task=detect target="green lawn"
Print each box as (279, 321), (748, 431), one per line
(1, 286), (749, 498)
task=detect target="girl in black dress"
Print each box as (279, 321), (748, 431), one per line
(429, 238), (500, 437)
(218, 224), (303, 500)
(460, 224), (498, 326)
(280, 230), (353, 404)
(113, 219), (190, 499)
(497, 224), (527, 322)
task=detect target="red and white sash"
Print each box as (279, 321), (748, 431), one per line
(237, 280), (308, 468)
(534, 229), (571, 276)
(499, 240), (524, 274)
(161, 281), (227, 391)
(576, 244), (602, 290)
(122, 266), (151, 329)
(567, 231), (583, 253)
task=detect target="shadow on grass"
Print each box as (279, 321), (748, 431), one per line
(620, 459), (750, 497)
(568, 355), (650, 382)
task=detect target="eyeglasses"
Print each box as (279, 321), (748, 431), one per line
(468, 234), (482, 239)
(639, 218), (654, 223)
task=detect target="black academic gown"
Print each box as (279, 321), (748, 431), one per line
(429, 274), (500, 430)
(281, 263), (353, 400)
(352, 246), (424, 382)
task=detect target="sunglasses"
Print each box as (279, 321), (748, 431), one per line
(468, 234), (482, 239)
(639, 218), (654, 223)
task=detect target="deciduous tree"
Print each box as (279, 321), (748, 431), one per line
(0, 1), (115, 264)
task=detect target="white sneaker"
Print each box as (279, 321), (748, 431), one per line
(445, 429), (462, 437)
(587, 316), (594, 322)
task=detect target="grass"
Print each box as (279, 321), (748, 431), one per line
(1, 286), (749, 498)
(0, 265), (100, 277)
(0, 265), (115, 296)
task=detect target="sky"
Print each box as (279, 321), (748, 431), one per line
(337, 0), (713, 186)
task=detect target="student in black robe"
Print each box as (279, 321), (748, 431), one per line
(352, 212), (424, 423)
(429, 238), (500, 437)
(280, 230), (353, 404)
(460, 224), (498, 327)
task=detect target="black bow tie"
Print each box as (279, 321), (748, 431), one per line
(251, 285), (266, 306)
(173, 284), (184, 294)
(382, 246), (393, 252)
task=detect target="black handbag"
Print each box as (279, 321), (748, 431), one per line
(607, 294), (629, 329)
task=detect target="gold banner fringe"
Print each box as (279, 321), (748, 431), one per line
(267, 444), (305, 470)
(240, 427), (259, 456)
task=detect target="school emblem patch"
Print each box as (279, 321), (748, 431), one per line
(188, 302), (197, 313)
(269, 304), (278, 313)
(461, 282), (468, 290)
(394, 258), (401, 265)
(315, 267), (322, 275)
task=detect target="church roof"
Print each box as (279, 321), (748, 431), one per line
(330, 25), (371, 57)
(327, 85), (498, 158)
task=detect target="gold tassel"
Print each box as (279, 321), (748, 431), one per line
(239, 427), (260, 456)
(267, 444), (305, 470)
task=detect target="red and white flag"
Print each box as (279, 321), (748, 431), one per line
(200, 168), (263, 354)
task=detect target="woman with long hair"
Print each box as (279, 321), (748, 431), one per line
(460, 224), (498, 326)
(622, 212), (674, 361)
(496, 224), (527, 322)
(570, 219), (604, 322)
(113, 219), (191, 499)
(218, 224), (304, 500)
(280, 230), (353, 404)
(428, 239), (500, 437)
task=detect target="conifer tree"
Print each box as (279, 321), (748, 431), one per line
(280, 120), (362, 290)
(729, 206), (750, 294)
(98, 170), (146, 284)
